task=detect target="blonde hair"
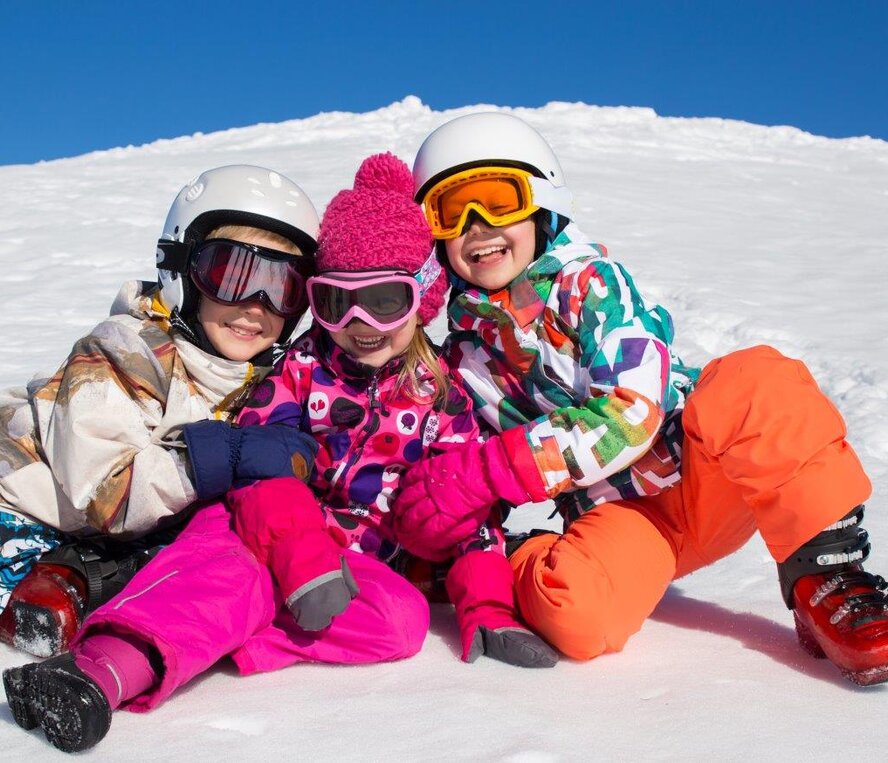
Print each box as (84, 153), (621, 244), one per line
(394, 328), (449, 406)
(206, 224), (302, 256)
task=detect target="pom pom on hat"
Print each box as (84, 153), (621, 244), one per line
(353, 152), (416, 196)
(317, 153), (445, 325)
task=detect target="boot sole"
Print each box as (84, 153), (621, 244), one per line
(3, 665), (40, 730)
(32, 667), (112, 753)
(794, 612), (888, 686)
(12, 601), (66, 658)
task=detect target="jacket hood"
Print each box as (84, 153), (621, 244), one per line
(109, 280), (169, 323)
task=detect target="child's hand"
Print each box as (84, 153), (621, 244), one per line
(392, 437), (538, 561)
(183, 420), (318, 500)
(236, 424), (318, 484)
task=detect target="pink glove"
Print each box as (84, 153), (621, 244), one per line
(391, 432), (545, 562)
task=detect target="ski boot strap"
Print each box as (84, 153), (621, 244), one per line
(38, 543), (122, 614)
(778, 504), (870, 608)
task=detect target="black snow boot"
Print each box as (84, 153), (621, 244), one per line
(3, 653), (112, 753)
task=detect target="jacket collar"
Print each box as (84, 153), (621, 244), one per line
(449, 258), (547, 330)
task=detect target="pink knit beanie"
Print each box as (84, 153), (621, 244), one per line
(317, 152), (446, 326)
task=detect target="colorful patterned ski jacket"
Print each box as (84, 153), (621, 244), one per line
(445, 224), (700, 524)
(236, 325), (479, 559)
(0, 281), (269, 537)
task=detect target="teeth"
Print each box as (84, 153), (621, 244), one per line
(470, 245), (506, 263)
(229, 325), (258, 337)
(353, 336), (385, 348)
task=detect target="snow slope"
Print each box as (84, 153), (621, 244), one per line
(1, 97), (887, 760)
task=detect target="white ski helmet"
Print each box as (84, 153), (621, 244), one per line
(156, 164), (320, 316)
(412, 112), (571, 221)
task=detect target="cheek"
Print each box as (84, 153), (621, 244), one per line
(514, 221), (537, 258)
(444, 240), (463, 269)
(269, 313), (285, 338)
(197, 297), (222, 327)
(329, 329), (351, 352)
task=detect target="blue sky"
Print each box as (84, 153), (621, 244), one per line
(2, 1), (886, 166)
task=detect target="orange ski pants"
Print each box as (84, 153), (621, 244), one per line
(510, 345), (872, 660)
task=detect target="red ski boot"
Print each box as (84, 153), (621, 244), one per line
(791, 568), (888, 686)
(0, 536), (170, 658)
(0, 564), (86, 658)
(778, 505), (888, 686)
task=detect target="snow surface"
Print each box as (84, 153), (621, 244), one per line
(1, 96), (887, 760)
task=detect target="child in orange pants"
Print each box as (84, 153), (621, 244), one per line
(394, 112), (887, 686)
(509, 346), (872, 665)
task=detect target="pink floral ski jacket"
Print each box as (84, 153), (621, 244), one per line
(237, 326), (479, 560)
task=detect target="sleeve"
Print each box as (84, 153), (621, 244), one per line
(501, 259), (675, 499)
(36, 322), (196, 537)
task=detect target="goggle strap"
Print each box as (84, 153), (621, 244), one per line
(156, 240), (191, 274)
(415, 248), (442, 297)
(528, 177), (574, 220)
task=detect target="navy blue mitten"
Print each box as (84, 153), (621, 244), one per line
(183, 420), (318, 500)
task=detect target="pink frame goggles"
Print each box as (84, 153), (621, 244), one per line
(308, 270), (421, 332)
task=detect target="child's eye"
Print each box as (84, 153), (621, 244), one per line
(369, 297), (401, 315)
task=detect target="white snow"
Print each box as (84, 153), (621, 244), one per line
(1, 96), (887, 760)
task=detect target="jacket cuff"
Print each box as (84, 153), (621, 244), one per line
(183, 420), (236, 500)
(498, 426), (549, 502)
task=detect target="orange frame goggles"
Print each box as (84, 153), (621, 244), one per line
(422, 166), (540, 240)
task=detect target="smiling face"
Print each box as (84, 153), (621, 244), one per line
(443, 216), (536, 291)
(195, 228), (296, 362)
(197, 297), (285, 362)
(329, 313), (418, 368)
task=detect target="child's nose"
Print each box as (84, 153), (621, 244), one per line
(239, 298), (268, 315)
(462, 209), (490, 236)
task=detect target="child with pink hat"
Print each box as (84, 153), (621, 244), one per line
(5, 153), (556, 754)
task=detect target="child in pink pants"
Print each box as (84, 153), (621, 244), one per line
(4, 154), (555, 754)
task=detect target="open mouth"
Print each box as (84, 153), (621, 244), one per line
(468, 245), (508, 264)
(351, 335), (387, 350)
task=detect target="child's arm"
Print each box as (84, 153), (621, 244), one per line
(37, 323), (209, 536)
(501, 257), (676, 499)
(393, 258), (677, 553)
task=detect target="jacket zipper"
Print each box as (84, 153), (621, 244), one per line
(326, 372), (382, 494)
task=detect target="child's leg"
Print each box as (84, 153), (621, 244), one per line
(231, 548), (430, 673)
(510, 500), (678, 660)
(676, 345), (886, 684)
(69, 501), (278, 712)
(228, 477), (358, 631)
(680, 344), (871, 565)
(512, 344), (875, 662)
(2, 501), (275, 753)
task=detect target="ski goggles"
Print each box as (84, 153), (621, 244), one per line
(188, 239), (314, 318)
(307, 250), (442, 332)
(421, 165), (574, 240)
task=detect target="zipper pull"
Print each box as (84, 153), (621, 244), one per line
(368, 378), (380, 410)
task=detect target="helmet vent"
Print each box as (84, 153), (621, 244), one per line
(185, 183), (205, 202)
